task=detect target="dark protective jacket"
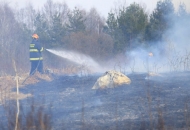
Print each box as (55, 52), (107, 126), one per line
(29, 39), (43, 61)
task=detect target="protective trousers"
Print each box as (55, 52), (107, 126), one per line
(29, 60), (43, 75)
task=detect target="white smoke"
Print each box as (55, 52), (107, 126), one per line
(126, 13), (190, 73)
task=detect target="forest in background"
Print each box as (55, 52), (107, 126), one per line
(0, 0), (190, 76)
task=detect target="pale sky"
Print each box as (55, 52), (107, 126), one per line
(6, 0), (190, 17)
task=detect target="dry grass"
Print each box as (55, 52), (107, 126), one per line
(0, 99), (52, 130)
(0, 72), (53, 104)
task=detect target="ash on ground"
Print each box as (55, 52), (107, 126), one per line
(2, 71), (190, 129)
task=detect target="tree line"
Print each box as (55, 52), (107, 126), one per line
(0, 0), (189, 75)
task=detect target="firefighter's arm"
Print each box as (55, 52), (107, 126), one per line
(40, 47), (44, 52)
(35, 42), (43, 52)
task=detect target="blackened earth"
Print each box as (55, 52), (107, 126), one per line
(7, 72), (190, 129)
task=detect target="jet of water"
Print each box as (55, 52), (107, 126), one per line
(46, 49), (102, 72)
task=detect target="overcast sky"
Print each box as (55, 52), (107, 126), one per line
(7, 0), (190, 17)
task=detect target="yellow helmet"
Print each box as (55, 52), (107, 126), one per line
(32, 34), (39, 39)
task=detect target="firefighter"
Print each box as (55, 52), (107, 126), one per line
(29, 34), (44, 75)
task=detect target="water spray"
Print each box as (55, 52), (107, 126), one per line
(46, 49), (102, 72)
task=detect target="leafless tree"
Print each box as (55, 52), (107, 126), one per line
(0, 3), (25, 75)
(42, 0), (69, 28)
(15, 3), (36, 31)
(85, 8), (105, 35)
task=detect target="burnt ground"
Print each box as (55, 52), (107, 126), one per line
(2, 71), (190, 129)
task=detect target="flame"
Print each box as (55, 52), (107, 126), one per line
(149, 52), (153, 57)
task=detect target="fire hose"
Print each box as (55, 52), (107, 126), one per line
(22, 57), (41, 85)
